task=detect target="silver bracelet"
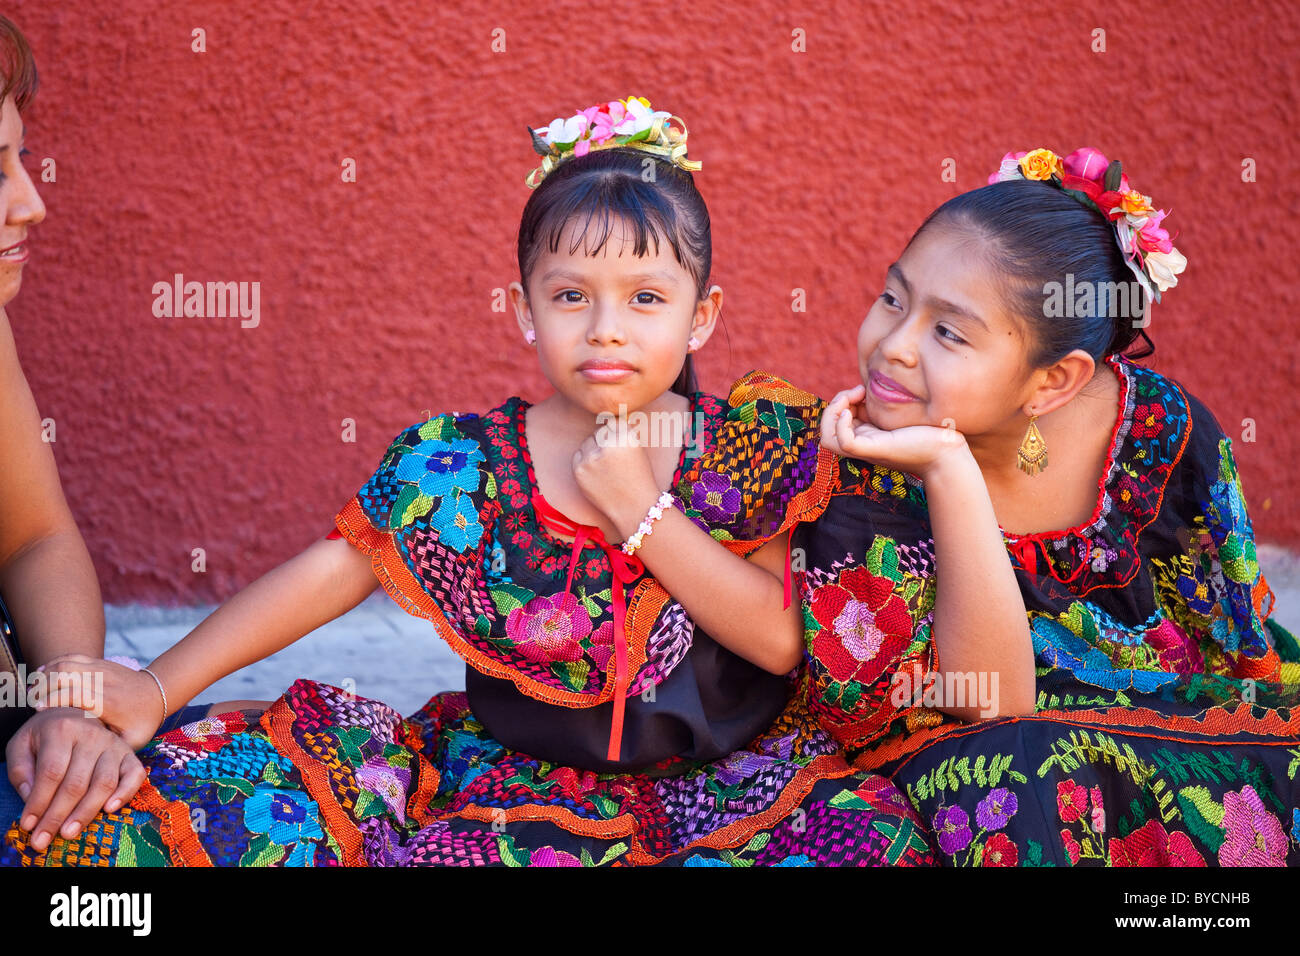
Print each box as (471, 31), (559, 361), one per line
(139, 666), (168, 722)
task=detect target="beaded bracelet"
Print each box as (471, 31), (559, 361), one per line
(622, 491), (676, 555)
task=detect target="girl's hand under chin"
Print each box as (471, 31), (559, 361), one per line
(820, 384), (970, 481)
(571, 416), (661, 530)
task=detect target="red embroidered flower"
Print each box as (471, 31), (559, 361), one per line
(809, 566), (913, 687)
(500, 478), (521, 497)
(512, 530), (532, 549)
(583, 557), (604, 578)
(500, 445), (519, 460)
(1057, 780), (1088, 823)
(1108, 819), (1207, 866)
(1130, 402), (1165, 440)
(981, 832), (1019, 867)
(1060, 828), (1081, 865)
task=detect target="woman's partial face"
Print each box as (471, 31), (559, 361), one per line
(855, 224), (1035, 435)
(511, 216), (717, 417)
(0, 94), (44, 306)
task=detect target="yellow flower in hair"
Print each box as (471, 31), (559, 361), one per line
(1019, 148), (1064, 181)
(1120, 190), (1155, 217)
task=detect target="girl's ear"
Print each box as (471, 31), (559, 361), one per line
(507, 281), (533, 334)
(690, 284), (723, 348)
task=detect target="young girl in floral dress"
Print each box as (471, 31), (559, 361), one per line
(5, 98), (935, 867)
(800, 146), (1300, 866)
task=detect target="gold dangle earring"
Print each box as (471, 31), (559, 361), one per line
(1017, 411), (1048, 476)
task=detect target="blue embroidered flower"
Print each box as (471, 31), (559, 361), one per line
(771, 854), (814, 866)
(1031, 616), (1180, 694)
(683, 854), (732, 867)
(395, 438), (485, 499)
(1291, 808), (1300, 843)
(244, 787), (323, 866)
(433, 491), (485, 553)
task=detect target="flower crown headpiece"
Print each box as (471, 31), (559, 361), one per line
(524, 96), (701, 190)
(988, 147), (1187, 305)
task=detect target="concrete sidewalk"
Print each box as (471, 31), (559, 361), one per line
(103, 544), (1300, 715)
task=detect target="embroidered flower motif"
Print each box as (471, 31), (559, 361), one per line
(1218, 785), (1288, 866)
(506, 591), (594, 663)
(528, 845), (584, 866)
(869, 467), (910, 498)
(1057, 780), (1088, 823)
(1108, 819), (1206, 866)
(395, 438), (485, 499)
(691, 471), (742, 522)
(1089, 785), (1105, 834)
(981, 832), (1019, 866)
(932, 805), (973, 855)
(975, 787), (1019, 831)
(355, 757), (412, 818)
(432, 491), (485, 553)
(243, 787), (323, 866)
(1060, 828), (1081, 865)
(809, 567), (913, 687)
(586, 621), (615, 669)
(1130, 403), (1165, 440)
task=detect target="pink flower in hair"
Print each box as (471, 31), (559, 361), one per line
(988, 150), (1029, 185)
(1136, 208), (1174, 254)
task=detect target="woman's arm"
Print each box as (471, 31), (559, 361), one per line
(0, 307), (104, 662)
(41, 536), (381, 749)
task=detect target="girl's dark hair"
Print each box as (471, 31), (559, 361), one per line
(0, 16), (38, 113)
(910, 177), (1156, 370)
(516, 146), (716, 397)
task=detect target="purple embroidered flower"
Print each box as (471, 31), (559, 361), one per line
(975, 787), (1018, 831)
(355, 757), (412, 818)
(714, 752), (772, 787)
(1218, 784), (1287, 866)
(529, 846), (583, 867)
(691, 471), (741, 522)
(932, 805), (972, 855)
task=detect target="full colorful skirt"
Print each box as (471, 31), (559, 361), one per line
(854, 668), (1300, 867)
(1, 679), (937, 867)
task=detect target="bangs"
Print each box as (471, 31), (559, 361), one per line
(0, 16), (37, 112)
(528, 170), (702, 290)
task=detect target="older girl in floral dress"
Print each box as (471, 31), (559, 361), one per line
(800, 146), (1299, 866)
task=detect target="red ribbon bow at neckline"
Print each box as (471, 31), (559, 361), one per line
(530, 491), (645, 763)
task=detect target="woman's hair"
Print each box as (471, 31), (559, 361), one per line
(516, 147), (717, 397)
(909, 178), (1156, 371)
(0, 16), (38, 113)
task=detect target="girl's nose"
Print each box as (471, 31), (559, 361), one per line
(8, 165), (45, 226)
(587, 304), (628, 345)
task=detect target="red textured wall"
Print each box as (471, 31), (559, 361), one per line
(6, 0), (1298, 603)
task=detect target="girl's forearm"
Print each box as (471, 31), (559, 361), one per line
(0, 528), (105, 666)
(147, 537), (379, 713)
(922, 451), (1036, 719)
(607, 500), (801, 674)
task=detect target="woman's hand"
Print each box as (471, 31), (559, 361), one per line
(571, 416), (661, 530)
(28, 653), (165, 750)
(5, 708), (147, 852)
(820, 384), (970, 481)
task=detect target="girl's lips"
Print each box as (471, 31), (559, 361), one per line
(868, 370), (919, 403)
(580, 366), (635, 383)
(0, 241), (29, 264)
